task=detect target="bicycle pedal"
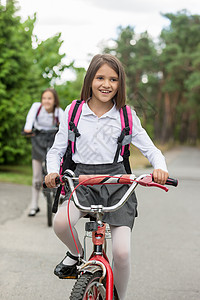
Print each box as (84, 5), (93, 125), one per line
(59, 274), (78, 280)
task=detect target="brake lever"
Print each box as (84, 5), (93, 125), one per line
(136, 175), (169, 192)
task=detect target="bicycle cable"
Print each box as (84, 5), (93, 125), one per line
(66, 175), (136, 255)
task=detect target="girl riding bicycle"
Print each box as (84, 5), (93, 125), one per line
(45, 54), (169, 300)
(24, 88), (64, 217)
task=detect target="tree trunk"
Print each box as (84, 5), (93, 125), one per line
(154, 81), (163, 140)
(161, 92), (173, 142)
(188, 114), (198, 145)
(179, 110), (189, 143)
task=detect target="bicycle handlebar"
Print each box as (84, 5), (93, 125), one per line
(78, 174), (178, 187)
(21, 128), (58, 137)
(43, 172), (178, 213)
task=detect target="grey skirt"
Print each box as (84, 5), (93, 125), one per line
(73, 162), (138, 230)
(31, 132), (56, 162)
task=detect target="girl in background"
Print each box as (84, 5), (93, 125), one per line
(24, 88), (63, 217)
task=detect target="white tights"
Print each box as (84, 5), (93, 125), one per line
(53, 200), (131, 300)
(30, 159), (42, 209)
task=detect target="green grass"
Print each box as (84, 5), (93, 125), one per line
(0, 165), (32, 185)
(130, 143), (172, 170)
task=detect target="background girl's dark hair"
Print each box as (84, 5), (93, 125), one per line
(80, 54), (126, 109)
(41, 88), (60, 108)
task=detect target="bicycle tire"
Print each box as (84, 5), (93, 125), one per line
(70, 271), (106, 300)
(46, 192), (53, 227)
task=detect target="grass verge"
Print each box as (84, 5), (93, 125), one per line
(130, 143), (171, 170)
(0, 165), (32, 185)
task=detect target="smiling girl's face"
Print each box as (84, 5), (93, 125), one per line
(91, 63), (119, 106)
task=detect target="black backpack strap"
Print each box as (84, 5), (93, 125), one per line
(68, 100), (84, 153)
(123, 149), (132, 174)
(51, 100), (83, 214)
(113, 128), (127, 163)
(122, 106), (132, 174)
(113, 105), (132, 174)
(35, 104), (42, 120)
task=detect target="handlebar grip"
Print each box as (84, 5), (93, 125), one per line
(43, 181), (47, 188)
(43, 176), (61, 189)
(21, 131), (34, 137)
(165, 177), (178, 187)
(55, 176), (61, 185)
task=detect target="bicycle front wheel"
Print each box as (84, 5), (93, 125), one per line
(70, 271), (106, 300)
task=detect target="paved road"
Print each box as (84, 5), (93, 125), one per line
(0, 146), (200, 300)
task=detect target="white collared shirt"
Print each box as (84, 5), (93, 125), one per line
(24, 102), (64, 131)
(47, 102), (168, 174)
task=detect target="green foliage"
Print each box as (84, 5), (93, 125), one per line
(160, 10), (200, 143)
(104, 26), (159, 129)
(103, 11), (200, 144)
(55, 64), (86, 109)
(0, 1), (34, 163)
(33, 32), (67, 90)
(0, 1), (69, 164)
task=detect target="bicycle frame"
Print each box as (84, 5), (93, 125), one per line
(66, 174), (140, 300)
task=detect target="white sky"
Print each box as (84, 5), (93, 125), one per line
(3, 0), (200, 80)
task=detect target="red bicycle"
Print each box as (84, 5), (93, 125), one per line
(52, 171), (178, 300)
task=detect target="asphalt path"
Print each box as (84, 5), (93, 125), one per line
(0, 146), (200, 300)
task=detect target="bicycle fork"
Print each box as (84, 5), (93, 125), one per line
(79, 222), (114, 300)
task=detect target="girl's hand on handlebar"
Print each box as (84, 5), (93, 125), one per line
(22, 129), (35, 137)
(45, 173), (59, 188)
(152, 169), (169, 185)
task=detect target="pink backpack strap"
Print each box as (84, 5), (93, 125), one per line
(68, 100), (85, 153)
(54, 108), (60, 127)
(120, 105), (133, 156)
(36, 104), (42, 120)
(68, 100), (78, 128)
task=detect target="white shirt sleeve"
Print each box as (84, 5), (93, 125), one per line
(24, 102), (41, 130)
(58, 108), (64, 122)
(131, 110), (168, 172)
(46, 105), (70, 174)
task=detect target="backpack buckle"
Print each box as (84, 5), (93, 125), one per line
(69, 121), (80, 137)
(124, 126), (130, 134)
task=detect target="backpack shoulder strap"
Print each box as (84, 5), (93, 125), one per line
(120, 105), (132, 156)
(54, 107), (60, 127)
(35, 104), (42, 120)
(113, 105), (133, 173)
(68, 100), (85, 153)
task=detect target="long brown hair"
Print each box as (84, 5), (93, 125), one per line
(80, 54), (126, 109)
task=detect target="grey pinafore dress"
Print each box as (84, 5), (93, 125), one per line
(72, 162), (138, 230)
(31, 132), (56, 162)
